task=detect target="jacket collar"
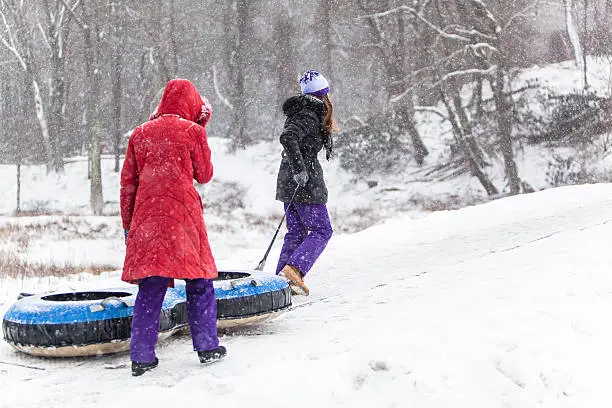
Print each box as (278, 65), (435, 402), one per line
(282, 94), (325, 120)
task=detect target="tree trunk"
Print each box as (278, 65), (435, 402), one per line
(274, 9), (297, 108)
(473, 78), (484, 117)
(30, 76), (55, 172)
(406, 116), (429, 166)
(491, 70), (521, 195)
(319, 0), (333, 79)
(47, 64), (66, 171)
(364, 4), (429, 166)
(449, 86), (489, 167)
(227, 0), (250, 149)
(395, 12), (428, 165)
(16, 157), (21, 215)
(582, 0), (589, 89)
(2, 77), (23, 212)
(111, 1), (124, 173)
(83, 2), (104, 215)
(438, 76), (498, 195)
(0, 2), (61, 172)
(168, 0), (179, 77)
(564, 0), (586, 88)
(45, 4), (67, 172)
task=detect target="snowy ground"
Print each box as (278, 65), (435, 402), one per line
(1, 183), (612, 408)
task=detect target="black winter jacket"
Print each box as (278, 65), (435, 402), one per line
(276, 94), (328, 204)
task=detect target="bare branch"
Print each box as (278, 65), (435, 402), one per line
(388, 41), (498, 92)
(433, 67), (496, 88)
(503, 0), (540, 30)
(357, 5), (471, 43)
(0, 3), (28, 71)
(346, 115), (367, 127)
(414, 105), (449, 120)
(503, 0), (563, 30)
(58, 0), (84, 29)
(415, 0), (434, 14)
(57, 1), (67, 30)
(448, 26), (497, 42)
(57, 0), (81, 29)
(212, 65), (234, 110)
(467, 42), (498, 57)
(389, 67), (496, 104)
(464, 0), (500, 31)
(37, 20), (52, 51)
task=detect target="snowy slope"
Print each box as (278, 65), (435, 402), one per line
(1, 184), (612, 408)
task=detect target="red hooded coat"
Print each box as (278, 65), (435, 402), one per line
(120, 79), (217, 282)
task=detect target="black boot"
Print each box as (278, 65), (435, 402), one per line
(197, 346), (227, 364)
(131, 357), (159, 376)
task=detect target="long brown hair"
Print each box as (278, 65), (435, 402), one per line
(322, 94), (339, 160)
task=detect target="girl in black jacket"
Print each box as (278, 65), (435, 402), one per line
(275, 70), (338, 296)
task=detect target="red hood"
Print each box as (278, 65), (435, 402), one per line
(155, 79), (203, 122)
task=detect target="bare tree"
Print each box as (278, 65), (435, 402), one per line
(110, 0), (125, 172)
(129, 0), (179, 120)
(469, 0), (527, 194)
(224, 0), (251, 149)
(319, 0), (334, 79)
(273, 7), (298, 108)
(431, 3), (497, 194)
(0, 0), (78, 172)
(358, 1), (429, 165)
(564, 0), (587, 88)
(82, 0), (103, 214)
(0, 68), (28, 212)
(41, 0), (79, 172)
(437, 74), (499, 195)
(373, 0), (535, 194)
(61, 0), (104, 214)
(0, 0), (594, 206)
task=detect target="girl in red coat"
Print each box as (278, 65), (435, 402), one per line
(120, 79), (225, 376)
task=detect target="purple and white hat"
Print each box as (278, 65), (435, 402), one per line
(299, 70), (329, 97)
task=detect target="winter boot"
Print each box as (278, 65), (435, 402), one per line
(131, 357), (159, 377)
(278, 265), (310, 296)
(198, 346), (227, 364)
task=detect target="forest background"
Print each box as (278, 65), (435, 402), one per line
(1, 0), (611, 216)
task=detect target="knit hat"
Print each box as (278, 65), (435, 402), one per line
(299, 70), (329, 97)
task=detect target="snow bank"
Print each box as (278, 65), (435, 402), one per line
(1, 184), (611, 407)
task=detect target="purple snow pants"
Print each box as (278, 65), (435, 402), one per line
(275, 203), (333, 276)
(130, 276), (219, 364)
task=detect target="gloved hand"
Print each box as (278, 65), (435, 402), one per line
(293, 170), (309, 187)
(197, 97), (213, 127)
(149, 104), (160, 121)
(124, 229), (129, 244)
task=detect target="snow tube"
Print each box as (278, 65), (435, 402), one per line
(2, 287), (187, 358)
(2, 271), (291, 357)
(176, 271), (292, 330)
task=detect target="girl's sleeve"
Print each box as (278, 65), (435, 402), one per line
(120, 135), (139, 230)
(279, 115), (311, 175)
(191, 127), (213, 184)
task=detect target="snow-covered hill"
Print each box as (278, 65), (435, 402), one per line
(1, 183), (612, 408)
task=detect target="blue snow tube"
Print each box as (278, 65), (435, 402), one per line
(2, 271), (291, 357)
(175, 270), (292, 329)
(2, 286), (187, 357)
